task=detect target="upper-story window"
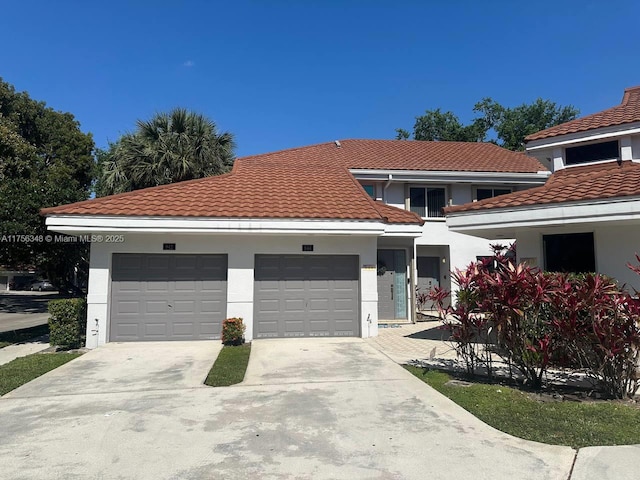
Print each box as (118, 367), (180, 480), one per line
(475, 187), (512, 202)
(409, 187), (446, 218)
(565, 140), (619, 166)
(362, 184), (376, 199)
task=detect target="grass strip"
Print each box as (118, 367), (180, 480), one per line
(0, 353), (81, 396)
(405, 366), (640, 449)
(205, 343), (251, 387)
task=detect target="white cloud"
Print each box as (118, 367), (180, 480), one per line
(183, 60), (195, 68)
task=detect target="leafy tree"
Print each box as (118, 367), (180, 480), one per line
(0, 78), (95, 286)
(398, 98), (579, 151)
(97, 108), (235, 196)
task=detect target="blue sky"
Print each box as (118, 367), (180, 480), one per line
(2, 1), (639, 157)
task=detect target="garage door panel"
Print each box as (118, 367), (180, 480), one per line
(113, 281), (144, 294)
(254, 255), (359, 339)
(173, 280), (197, 292)
(110, 254), (227, 342)
(145, 301), (169, 314)
(200, 299), (225, 314)
(114, 300), (141, 315)
(172, 300), (196, 313)
(172, 322), (195, 336)
(144, 322), (167, 336)
(145, 281), (170, 293)
(201, 281), (226, 292)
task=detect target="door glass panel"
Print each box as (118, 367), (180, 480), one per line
(393, 250), (407, 319)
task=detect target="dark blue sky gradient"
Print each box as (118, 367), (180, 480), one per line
(2, 1), (637, 157)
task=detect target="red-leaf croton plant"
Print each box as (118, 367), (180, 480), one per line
(428, 245), (640, 399)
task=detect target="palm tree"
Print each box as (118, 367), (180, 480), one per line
(98, 108), (235, 196)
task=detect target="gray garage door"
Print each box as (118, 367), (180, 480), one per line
(254, 254), (359, 338)
(110, 254), (227, 342)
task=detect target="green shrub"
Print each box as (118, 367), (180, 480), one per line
(221, 317), (245, 345)
(48, 298), (87, 349)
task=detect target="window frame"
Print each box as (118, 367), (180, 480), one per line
(473, 186), (513, 202)
(408, 185), (448, 220)
(543, 232), (596, 273)
(564, 140), (620, 167)
(361, 183), (377, 199)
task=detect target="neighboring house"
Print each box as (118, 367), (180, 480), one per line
(0, 268), (37, 291)
(42, 139), (547, 347)
(446, 86), (640, 291)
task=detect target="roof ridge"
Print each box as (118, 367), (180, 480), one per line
(238, 140), (335, 161)
(622, 85), (640, 106)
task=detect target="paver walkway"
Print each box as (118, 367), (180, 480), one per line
(366, 320), (458, 364)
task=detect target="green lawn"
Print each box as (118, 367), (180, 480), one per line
(0, 324), (49, 349)
(0, 353), (81, 396)
(205, 343), (251, 387)
(405, 366), (640, 449)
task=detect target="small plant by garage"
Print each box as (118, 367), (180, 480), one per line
(221, 317), (246, 346)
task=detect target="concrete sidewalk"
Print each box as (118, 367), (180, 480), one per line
(0, 340), (50, 366)
(366, 323), (640, 480)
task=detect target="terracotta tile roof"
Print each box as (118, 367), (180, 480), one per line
(445, 161), (640, 214)
(42, 162), (424, 224)
(240, 139), (546, 173)
(42, 139), (544, 222)
(525, 86), (640, 142)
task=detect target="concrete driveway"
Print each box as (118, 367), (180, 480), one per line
(0, 337), (633, 479)
(4, 341), (222, 397)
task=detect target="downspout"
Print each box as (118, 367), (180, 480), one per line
(383, 174), (393, 202)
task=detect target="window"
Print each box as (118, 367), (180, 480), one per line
(565, 140), (619, 166)
(543, 232), (595, 273)
(362, 184), (375, 199)
(475, 187), (512, 201)
(409, 187), (446, 218)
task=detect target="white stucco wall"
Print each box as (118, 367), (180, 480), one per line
(515, 225), (640, 292)
(383, 181), (511, 295)
(86, 233), (379, 348)
(383, 183), (405, 210)
(450, 184), (472, 205)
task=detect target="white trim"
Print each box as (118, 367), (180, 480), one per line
(382, 224), (424, 237)
(526, 122), (640, 151)
(350, 169), (550, 184)
(45, 215), (423, 237)
(446, 197), (640, 235)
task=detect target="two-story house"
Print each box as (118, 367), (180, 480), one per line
(42, 139), (547, 347)
(446, 86), (640, 290)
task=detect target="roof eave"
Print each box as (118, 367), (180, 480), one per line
(525, 121), (640, 151)
(446, 196), (640, 239)
(44, 214), (422, 236)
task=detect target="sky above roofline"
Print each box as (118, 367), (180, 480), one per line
(2, 1), (639, 158)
